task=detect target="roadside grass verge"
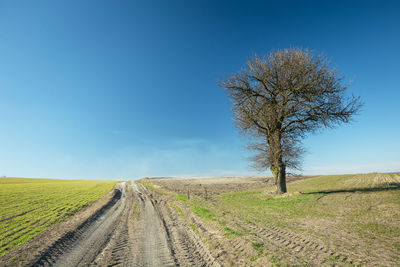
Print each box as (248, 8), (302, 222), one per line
(191, 205), (214, 220)
(0, 177), (118, 257)
(176, 194), (188, 201)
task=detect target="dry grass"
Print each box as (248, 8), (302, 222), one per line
(144, 173), (400, 266)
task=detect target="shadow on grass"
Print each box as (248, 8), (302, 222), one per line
(304, 183), (400, 195)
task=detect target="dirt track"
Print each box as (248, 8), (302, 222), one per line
(23, 182), (219, 267)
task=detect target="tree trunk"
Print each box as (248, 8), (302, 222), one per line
(271, 162), (287, 193)
(271, 165), (279, 187)
(269, 130), (287, 194)
(275, 162), (287, 194)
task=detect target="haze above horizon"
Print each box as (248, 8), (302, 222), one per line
(1, 0), (399, 179)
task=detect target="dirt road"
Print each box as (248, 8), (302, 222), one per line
(32, 182), (218, 267)
(129, 182), (176, 266)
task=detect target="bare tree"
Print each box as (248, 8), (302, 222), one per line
(219, 48), (362, 194)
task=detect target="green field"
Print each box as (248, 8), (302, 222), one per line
(0, 177), (118, 257)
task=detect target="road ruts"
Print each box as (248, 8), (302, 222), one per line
(132, 182), (221, 267)
(34, 183), (129, 267)
(241, 222), (361, 266)
(32, 181), (219, 267)
(130, 182), (177, 267)
(93, 183), (137, 267)
(156, 200), (220, 267)
(222, 217), (364, 266)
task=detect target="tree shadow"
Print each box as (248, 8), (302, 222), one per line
(303, 182), (400, 195)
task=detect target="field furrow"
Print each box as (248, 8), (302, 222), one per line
(0, 178), (118, 257)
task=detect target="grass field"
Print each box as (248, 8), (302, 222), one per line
(213, 173), (400, 234)
(144, 173), (400, 265)
(0, 177), (118, 257)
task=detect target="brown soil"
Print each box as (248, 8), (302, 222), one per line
(133, 183), (220, 267)
(148, 176), (310, 198)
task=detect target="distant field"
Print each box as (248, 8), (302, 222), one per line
(142, 173), (400, 266)
(0, 177), (118, 257)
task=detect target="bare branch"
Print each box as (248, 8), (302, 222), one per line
(219, 48), (362, 193)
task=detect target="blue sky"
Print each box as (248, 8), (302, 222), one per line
(0, 0), (399, 179)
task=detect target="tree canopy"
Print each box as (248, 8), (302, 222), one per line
(220, 48), (362, 193)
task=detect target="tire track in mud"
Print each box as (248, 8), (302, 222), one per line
(33, 183), (127, 267)
(156, 199), (220, 267)
(239, 221), (360, 266)
(107, 227), (132, 266)
(93, 183), (137, 267)
(184, 200), (360, 266)
(27, 182), (219, 267)
(130, 183), (176, 266)
(132, 182), (220, 267)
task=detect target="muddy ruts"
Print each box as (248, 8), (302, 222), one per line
(155, 199), (220, 267)
(93, 183), (137, 267)
(31, 182), (219, 267)
(241, 222), (360, 266)
(33, 185), (125, 267)
(132, 183), (220, 267)
(129, 183), (178, 266)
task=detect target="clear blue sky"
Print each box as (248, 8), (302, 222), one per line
(1, 0), (399, 179)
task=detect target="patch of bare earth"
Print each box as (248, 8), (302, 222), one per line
(133, 182), (220, 266)
(149, 176), (311, 198)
